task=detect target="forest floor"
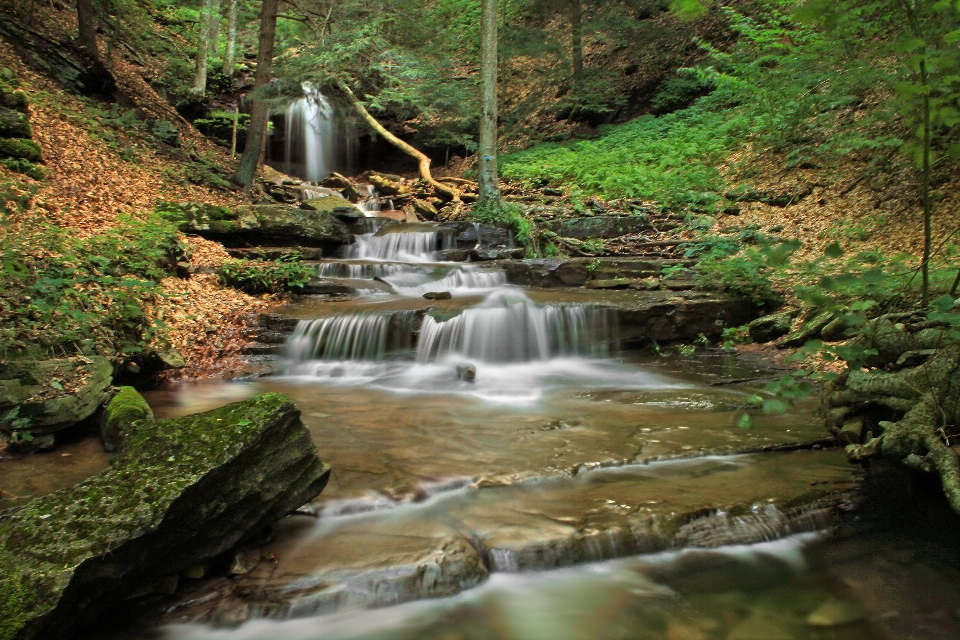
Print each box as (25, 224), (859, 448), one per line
(0, 39), (280, 380)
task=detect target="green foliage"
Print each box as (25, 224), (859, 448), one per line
(194, 111), (249, 149)
(0, 138), (42, 163)
(155, 201), (234, 227)
(217, 257), (311, 295)
(148, 120), (179, 146)
(694, 239), (801, 307)
(0, 214), (185, 358)
(501, 104), (736, 210)
(650, 72), (715, 115)
(0, 158), (43, 180)
(469, 201), (534, 247)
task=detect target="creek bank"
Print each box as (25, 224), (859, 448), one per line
(0, 392), (330, 640)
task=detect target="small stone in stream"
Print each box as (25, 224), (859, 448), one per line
(806, 598), (865, 627)
(227, 547), (261, 576)
(181, 564), (207, 580)
(457, 364), (477, 381)
(424, 291), (452, 300)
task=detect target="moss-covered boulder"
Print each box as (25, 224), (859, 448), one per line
(0, 106), (31, 139)
(99, 386), (153, 452)
(0, 357), (113, 442)
(0, 138), (41, 163)
(747, 308), (799, 343)
(176, 203), (350, 249)
(299, 194), (360, 215)
(0, 392), (330, 640)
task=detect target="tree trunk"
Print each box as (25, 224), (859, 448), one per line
(233, 0), (279, 190)
(209, 0), (222, 56)
(76, 0), (100, 61)
(570, 0), (583, 89)
(477, 0), (499, 206)
(222, 0), (239, 76)
(338, 82), (461, 201)
(191, 0), (214, 96)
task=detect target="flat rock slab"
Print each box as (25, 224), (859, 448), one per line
(156, 450), (855, 622)
(178, 204), (351, 249)
(0, 393), (330, 640)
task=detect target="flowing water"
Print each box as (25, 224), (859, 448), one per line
(6, 223), (960, 640)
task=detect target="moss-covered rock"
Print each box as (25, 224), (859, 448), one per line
(299, 194), (359, 215)
(747, 308), (799, 343)
(0, 357), (113, 440)
(0, 138), (41, 163)
(0, 392), (330, 640)
(100, 386), (153, 452)
(175, 203), (350, 248)
(0, 158), (42, 180)
(0, 106), (31, 138)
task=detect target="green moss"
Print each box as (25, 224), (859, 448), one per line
(101, 386), (153, 452)
(0, 393), (302, 638)
(0, 139), (41, 163)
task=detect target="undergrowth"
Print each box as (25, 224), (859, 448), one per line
(0, 213), (186, 359)
(217, 256), (311, 294)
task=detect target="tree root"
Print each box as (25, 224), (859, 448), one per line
(827, 330), (960, 514)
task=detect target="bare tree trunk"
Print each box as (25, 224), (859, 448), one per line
(222, 0), (239, 76)
(234, 0), (279, 190)
(76, 0), (100, 61)
(191, 0), (214, 96)
(339, 82), (461, 201)
(231, 103), (239, 157)
(209, 0), (222, 56)
(477, 0), (499, 206)
(570, 0), (583, 89)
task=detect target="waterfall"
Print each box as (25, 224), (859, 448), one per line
(386, 267), (508, 296)
(284, 87), (336, 182)
(416, 290), (618, 364)
(346, 232), (442, 262)
(285, 311), (418, 362)
(316, 263), (421, 279)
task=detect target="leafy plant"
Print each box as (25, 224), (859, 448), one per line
(217, 257), (311, 294)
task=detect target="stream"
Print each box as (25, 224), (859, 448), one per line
(5, 222), (960, 639)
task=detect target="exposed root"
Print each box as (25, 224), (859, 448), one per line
(826, 319), (960, 513)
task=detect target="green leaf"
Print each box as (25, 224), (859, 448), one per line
(762, 398), (788, 414)
(823, 242), (844, 258)
(738, 413), (755, 430)
(51, 381), (64, 390)
(933, 294), (956, 312)
(237, 418), (251, 426)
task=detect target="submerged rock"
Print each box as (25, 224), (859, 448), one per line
(456, 364), (477, 381)
(0, 392), (330, 640)
(806, 597), (865, 627)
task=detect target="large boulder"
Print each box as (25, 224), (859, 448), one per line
(178, 203), (351, 250)
(0, 357), (113, 442)
(0, 392), (330, 640)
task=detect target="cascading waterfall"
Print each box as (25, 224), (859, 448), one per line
(317, 262), (420, 279)
(285, 311), (419, 363)
(386, 267), (507, 296)
(346, 232), (447, 262)
(416, 290), (618, 363)
(284, 86), (336, 182)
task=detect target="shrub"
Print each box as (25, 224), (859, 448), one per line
(0, 157), (43, 180)
(217, 257), (311, 294)
(469, 200), (533, 247)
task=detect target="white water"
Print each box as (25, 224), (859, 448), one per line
(285, 311), (419, 362)
(417, 290), (617, 363)
(346, 231), (450, 262)
(284, 86), (337, 182)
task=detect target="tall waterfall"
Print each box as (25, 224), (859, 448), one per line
(416, 290), (618, 363)
(284, 87), (336, 182)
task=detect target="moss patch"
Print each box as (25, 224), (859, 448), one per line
(0, 138), (41, 163)
(100, 386), (153, 452)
